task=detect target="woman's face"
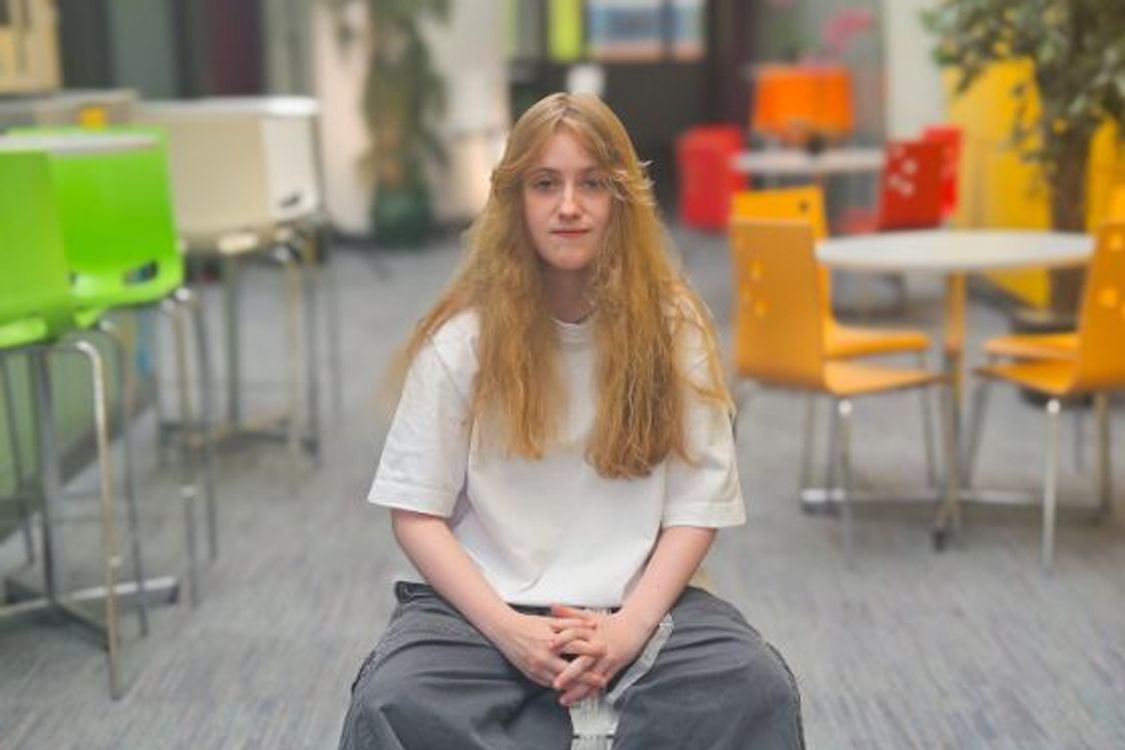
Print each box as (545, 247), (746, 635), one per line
(522, 128), (612, 282)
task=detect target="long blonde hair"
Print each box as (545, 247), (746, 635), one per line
(398, 92), (729, 478)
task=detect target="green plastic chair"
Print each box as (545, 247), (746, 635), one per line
(0, 146), (138, 698)
(11, 127), (218, 605)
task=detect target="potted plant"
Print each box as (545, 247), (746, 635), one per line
(329, 0), (450, 246)
(923, 0), (1125, 320)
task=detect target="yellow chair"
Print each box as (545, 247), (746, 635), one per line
(966, 222), (1125, 570)
(729, 218), (957, 557)
(982, 186), (1125, 361)
(731, 187), (938, 487)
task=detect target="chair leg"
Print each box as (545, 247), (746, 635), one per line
(299, 230), (323, 465)
(163, 299), (201, 606)
(275, 244), (303, 465)
(145, 306), (170, 469)
(63, 340), (125, 699)
(798, 393), (818, 493)
(825, 398), (841, 493)
(916, 352), (937, 487)
(933, 381), (961, 549)
(180, 288), (219, 562)
(836, 398), (855, 562)
(1094, 392), (1112, 522)
(1042, 398), (1062, 572)
(93, 321), (150, 636)
(1, 356), (35, 565)
(962, 377), (992, 488)
(1073, 405), (1085, 472)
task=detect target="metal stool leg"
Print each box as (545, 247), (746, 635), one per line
(163, 299), (201, 606)
(64, 340), (126, 699)
(93, 320), (150, 636)
(933, 380), (961, 550)
(181, 287), (219, 561)
(1, 356), (35, 565)
(299, 230), (323, 465)
(274, 245), (303, 464)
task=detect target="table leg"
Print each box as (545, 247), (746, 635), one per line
(222, 256), (241, 428)
(936, 272), (967, 541)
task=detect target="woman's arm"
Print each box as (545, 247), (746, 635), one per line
(392, 509), (606, 689)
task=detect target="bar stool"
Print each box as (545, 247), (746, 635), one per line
(136, 97), (338, 466)
(0, 144), (143, 699)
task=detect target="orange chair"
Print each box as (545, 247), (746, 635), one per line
(964, 222), (1125, 570)
(729, 218), (957, 557)
(731, 187), (938, 487)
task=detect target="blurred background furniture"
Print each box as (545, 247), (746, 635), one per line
(137, 96), (339, 464)
(731, 186), (937, 490)
(966, 222), (1125, 570)
(816, 228), (1094, 548)
(729, 218), (954, 559)
(0, 143), (142, 699)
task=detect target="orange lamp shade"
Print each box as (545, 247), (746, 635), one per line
(751, 64), (855, 144)
(815, 66), (854, 138)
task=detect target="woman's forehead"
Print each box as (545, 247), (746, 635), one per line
(527, 127), (605, 171)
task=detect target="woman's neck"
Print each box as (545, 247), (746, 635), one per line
(543, 269), (593, 323)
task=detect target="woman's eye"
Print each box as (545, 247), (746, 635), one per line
(530, 176), (558, 191)
(582, 177), (606, 190)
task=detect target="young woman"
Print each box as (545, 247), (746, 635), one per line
(339, 92), (803, 749)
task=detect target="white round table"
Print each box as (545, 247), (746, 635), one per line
(816, 229), (1092, 535)
(817, 229), (1091, 357)
(731, 147), (885, 177)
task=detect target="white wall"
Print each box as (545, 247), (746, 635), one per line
(311, 1), (373, 234)
(423, 0), (510, 223)
(880, 0), (945, 138)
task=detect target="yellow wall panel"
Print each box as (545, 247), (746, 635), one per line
(944, 61), (1125, 308)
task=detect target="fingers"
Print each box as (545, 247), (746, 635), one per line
(559, 681), (598, 707)
(550, 604), (600, 623)
(553, 654), (595, 691)
(549, 626), (600, 650)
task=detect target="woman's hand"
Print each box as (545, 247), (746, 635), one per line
(549, 605), (655, 706)
(488, 610), (607, 690)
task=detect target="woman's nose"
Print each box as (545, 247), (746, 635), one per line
(558, 184), (581, 216)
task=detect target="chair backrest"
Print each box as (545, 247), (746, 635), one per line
(730, 186), (832, 319)
(728, 218), (826, 389)
(0, 149), (73, 342)
(921, 124), (963, 220)
(1108, 185), (1125, 221)
(729, 186), (829, 240)
(1072, 221), (1125, 390)
(10, 128), (183, 306)
(876, 139), (944, 230)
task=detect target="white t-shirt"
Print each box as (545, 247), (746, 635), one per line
(367, 309), (745, 607)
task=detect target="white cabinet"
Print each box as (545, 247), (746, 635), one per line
(137, 97), (322, 241)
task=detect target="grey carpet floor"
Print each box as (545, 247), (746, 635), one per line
(2, 227), (1124, 749)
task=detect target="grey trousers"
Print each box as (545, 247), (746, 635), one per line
(339, 582), (804, 750)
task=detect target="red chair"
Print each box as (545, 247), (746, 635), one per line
(676, 125), (748, 230)
(922, 124), (963, 220)
(838, 139), (945, 234)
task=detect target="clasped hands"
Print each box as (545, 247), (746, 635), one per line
(493, 604), (653, 707)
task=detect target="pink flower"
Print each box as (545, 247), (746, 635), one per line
(821, 7), (874, 58)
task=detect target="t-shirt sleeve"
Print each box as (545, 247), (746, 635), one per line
(662, 324), (746, 529)
(366, 337), (472, 517)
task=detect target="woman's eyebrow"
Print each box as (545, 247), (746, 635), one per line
(528, 165), (602, 175)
